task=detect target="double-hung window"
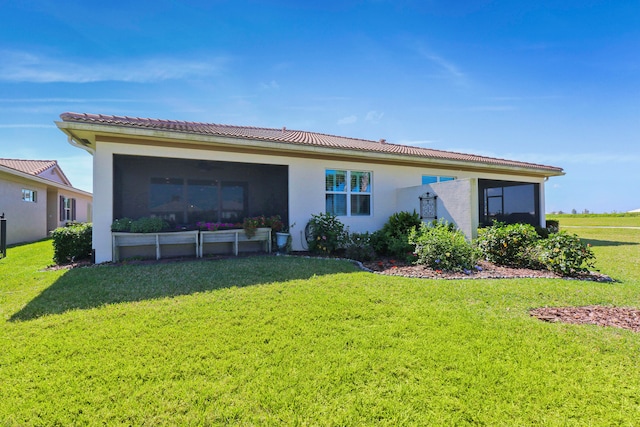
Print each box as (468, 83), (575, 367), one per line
(325, 169), (371, 216)
(22, 189), (37, 202)
(60, 196), (76, 221)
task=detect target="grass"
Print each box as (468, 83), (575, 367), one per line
(548, 213), (640, 227)
(1, 221), (640, 425)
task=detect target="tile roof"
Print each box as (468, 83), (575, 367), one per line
(0, 158), (58, 176)
(59, 112), (563, 173)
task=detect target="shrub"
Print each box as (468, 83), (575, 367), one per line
(475, 222), (540, 268)
(536, 231), (595, 276)
(51, 222), (92, 264)
(370, 210), (422, 261)
(111, 217), (133, 232)
(344, 232), (376, 261)
(130, 217), (169, 233)
(306, 213), (346, 255)
(409, 220), (478, 272)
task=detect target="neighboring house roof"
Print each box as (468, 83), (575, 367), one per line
(0, 158), (72, 186)
(0, 158), (91, 197)
(57, 112), (564, 177)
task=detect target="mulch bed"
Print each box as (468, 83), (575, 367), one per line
(530, 306), (640, 333)
(360, 258), (613, 282)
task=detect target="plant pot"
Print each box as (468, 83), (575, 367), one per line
(276, 232), (290, 251)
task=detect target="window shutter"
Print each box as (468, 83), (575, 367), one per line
(60, 196), (65, 221)
(71, 199), (77, 221)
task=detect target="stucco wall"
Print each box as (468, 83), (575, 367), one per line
(396, 179), (477, 239)
(91, 138), (549, 263)
(0, 173), (48, 245)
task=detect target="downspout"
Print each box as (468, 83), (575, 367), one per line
(67, 136), (95, 155)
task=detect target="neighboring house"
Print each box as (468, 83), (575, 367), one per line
(56, 112), (564, 263)
(0, 158), (93, 245)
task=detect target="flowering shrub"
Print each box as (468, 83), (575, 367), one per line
(370, 210), (421, 261)
(535, 231), (595, 276)
(475, 222), (541, 268)
(307, 213), (346, 255)
(409, 220), (478, 272)
(344, 232), (376, 261)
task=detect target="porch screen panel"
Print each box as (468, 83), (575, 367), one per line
(479, 179), (539, 227)
(113, 155), (288, 227)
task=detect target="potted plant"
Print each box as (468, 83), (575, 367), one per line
(276, 222), (295, 253)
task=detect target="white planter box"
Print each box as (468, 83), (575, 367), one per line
(200, 228), (271, 257)
(112, 230), (200, 262)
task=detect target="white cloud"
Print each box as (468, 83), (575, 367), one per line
(414, 44), (466, 85)
(337, 115), (357, 125)
(0, 50), (227, 83)
(365, 110), (384, 122)
(260, 80), (280, 90)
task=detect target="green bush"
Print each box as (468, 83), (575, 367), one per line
(409, 220), (478, 272)
(307, 213), (346, 255)
(111, 217), (133, 232)
(344, 232), (376, 261)
(51, 222), (92, 264)
(536, 231), (595, 276)
(370, 210), (422, 261)
(130, 217), (169, 233)
(475, 222), (540, 268)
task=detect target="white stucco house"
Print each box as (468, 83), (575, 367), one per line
(56, 112), (564, 263)
(0, 158), (93, 245)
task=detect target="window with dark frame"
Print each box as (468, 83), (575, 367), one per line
(60, 196), (76, 221)
(478, 179), (539, 227)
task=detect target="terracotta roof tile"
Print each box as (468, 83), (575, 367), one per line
(59, 112), (563, 173)
(0, 158), (58, 176)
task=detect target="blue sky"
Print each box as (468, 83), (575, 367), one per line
(1, 1), (638, 213)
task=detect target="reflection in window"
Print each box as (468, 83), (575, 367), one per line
(221, 184), (247, 221)
(150, 178), (184, 222)
(326, 170), (371, 216)
(422, 175), (455, 185)
(479, 180), (539, 227)
(187, 180), (218, 223)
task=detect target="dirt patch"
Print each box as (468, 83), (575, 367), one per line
(530, 306), (640, 333)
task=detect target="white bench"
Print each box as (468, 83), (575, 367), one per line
(199, 228), (271, 257)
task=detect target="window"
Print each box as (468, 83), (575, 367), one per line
(422, 175), (455, 185)
(60, 196), (76, 221)
(326, 170), (371, 216)
(478, 179), (539, 227)
(22, 189), (37, 202)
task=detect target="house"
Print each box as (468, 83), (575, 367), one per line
(0, 158), (93, 245)
(56, 112), (564, 263)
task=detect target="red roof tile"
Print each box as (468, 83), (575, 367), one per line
(0, 158), (58, 176)
(59, 112), (563, 173)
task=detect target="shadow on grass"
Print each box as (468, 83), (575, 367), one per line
(582, 238), (639, 247)
(10, 256), (358, 322)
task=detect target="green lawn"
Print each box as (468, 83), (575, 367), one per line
(1, 221), (640, 425)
